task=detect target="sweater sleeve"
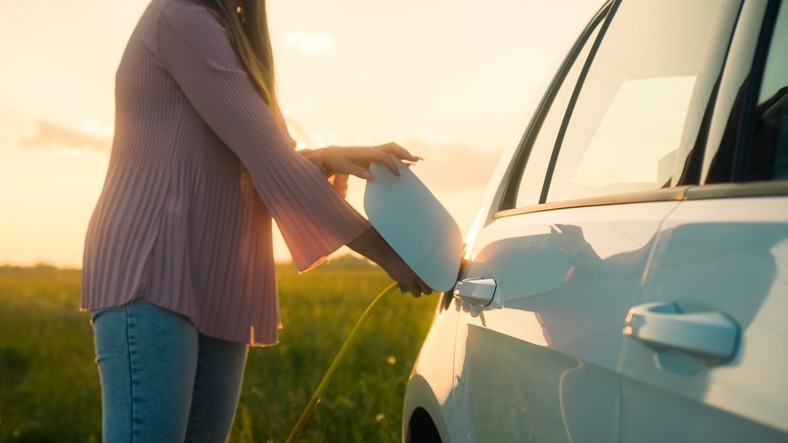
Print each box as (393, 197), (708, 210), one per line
(156, 2), (369, 270)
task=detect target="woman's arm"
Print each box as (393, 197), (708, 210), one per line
(157, 3), (368, 270)
(156, 3), (430, 296)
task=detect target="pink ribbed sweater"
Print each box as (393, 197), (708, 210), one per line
(81, 0), (370, 345)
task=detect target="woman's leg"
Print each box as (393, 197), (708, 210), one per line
(92, 300), (199, 442)
(184, 334), (248, 443)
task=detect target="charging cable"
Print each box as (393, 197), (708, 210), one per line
(286, 282), (401, 442)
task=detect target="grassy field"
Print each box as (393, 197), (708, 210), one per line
(0, 259), (438, 442)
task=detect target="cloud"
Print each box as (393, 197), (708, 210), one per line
(284, 27), (335, 54)
(282, 113), (503, 191)
(21, 120), (110, 151)
(403, 139), (504, 192)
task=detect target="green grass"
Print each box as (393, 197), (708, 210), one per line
(0, 260), (438, 442)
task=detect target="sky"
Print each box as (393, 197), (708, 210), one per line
(0, 0), (602, 268)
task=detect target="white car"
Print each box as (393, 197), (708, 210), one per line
(402, 0), (788, 441)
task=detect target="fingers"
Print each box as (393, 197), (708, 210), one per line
(355, 145), (404, 177)
(343, 163), (375, 181)
(399, 282), (422, 297)
(399, 276), (434, 298)
(374, 144), (423, 176)
(321, 148), (389, 180)
(373, 149), (402, 177)
(320, 144), (422, 181)
(322, 148), (375, 180)
(329, 173), (349, 198)
(376, 143), (422, 163)
(420, 279), (434, 296)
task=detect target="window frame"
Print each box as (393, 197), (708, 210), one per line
(688, 0), (788, 199)
(497, 0), (614, 211)
(729, 0), (783, 183)
(700, 0), (785, 186)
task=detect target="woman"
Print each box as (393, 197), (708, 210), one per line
(81, 0), (431, 440)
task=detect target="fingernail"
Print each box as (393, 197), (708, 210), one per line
(363, 171), (375, 180)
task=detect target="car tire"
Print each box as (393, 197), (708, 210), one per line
(406, 408), (442, 443)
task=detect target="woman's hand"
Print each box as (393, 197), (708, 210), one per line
(347, 227), (433, 297)
(381, 253), (434, 298)
(320, 143), (422, 181)
(328, 173), (349, 198)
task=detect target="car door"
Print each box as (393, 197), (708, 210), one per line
(619, 1), (788, 441)
(447, 0), (740, 441)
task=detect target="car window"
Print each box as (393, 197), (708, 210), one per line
(511, 19), (604, 208)
(544, 0), (727, 203)
(705, 0), (788, 183)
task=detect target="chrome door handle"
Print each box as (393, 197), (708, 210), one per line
(623, 302), (740, 360)
(453, 278), (497, 306)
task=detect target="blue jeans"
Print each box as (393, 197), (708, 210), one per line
(91, 300), (248, 443)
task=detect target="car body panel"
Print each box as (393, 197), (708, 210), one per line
(449, 201), (680, 442)
(403, 298), (460, 442)
(619, 195), (788, 442)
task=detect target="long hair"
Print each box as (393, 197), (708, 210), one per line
(195, 0), (282, 122)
